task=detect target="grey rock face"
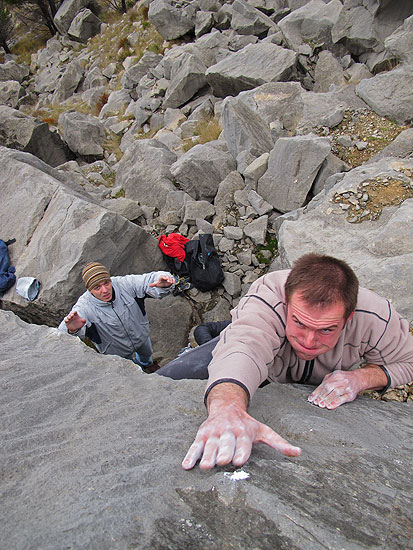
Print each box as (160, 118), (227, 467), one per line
(384, 15), (413, 66)
(59, 111), (106, 160)
(1, 309), (410, 548)
(121, 51), (163, 90)
(313, 50), (346, 92)
(163, 53), (208, 109)
(52, 59), (83, 102)
(54, 0), (91, 34)
(0, 80), (25, 108)
(115, 138), (177, 209)
(170, 142), (237, 201)
(67, 8), (102, 43)
(206, 42), (297, 97)
(0, 107), (73, 167)
(82, 67), (107, 90)
(148, 0), (196, 40)
(0, 61), (29, 83)
(331, 0), (413, 56)
(221, 95), (274, 160)
(230, 0), (278, 36)
(355, 67), (413, 125)
(279, 0), (342, 50)
(258, 134), (331, 212)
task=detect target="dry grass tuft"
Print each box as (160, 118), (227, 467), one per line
(182, 115), (222, 152)
(95, 92), (109, 115)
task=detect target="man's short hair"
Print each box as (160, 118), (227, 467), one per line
(285, 253), (359, 319)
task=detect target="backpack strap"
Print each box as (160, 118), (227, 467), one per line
(198, 234), (209, 268)
(5, 238), (16, 246)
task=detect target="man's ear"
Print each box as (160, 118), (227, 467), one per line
(346, 311), (355, 323)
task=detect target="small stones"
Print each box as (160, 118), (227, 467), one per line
(333, 175), (413, 224)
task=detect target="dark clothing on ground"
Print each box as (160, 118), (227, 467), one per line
(194, 321), (231, 346)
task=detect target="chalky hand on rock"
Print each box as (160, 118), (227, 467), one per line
(182, 382), (302, 471)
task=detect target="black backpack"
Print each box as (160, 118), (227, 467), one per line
(185, 234), (224, 292)
(162, 254), (190, 279)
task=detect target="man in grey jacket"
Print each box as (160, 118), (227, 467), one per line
(182, 253), (413, 471)
(59, 262), (176, 373)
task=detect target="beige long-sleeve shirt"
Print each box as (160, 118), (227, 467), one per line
(206, 270), (413, 402)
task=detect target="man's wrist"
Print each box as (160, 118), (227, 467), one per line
(356, 364), (390, 392)
(206, 381), (249, 414)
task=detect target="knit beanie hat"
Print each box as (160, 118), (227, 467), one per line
(81, 262), (110, 291)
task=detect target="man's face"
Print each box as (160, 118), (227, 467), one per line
(285, 292), (349, 360)
(90, 279), (113, 302)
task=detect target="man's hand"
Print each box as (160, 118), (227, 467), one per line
(308, 365), (388, 410)
(149, 274), (176, 288)
(182, 383), (301, 470)
(64, 311), (86, 333)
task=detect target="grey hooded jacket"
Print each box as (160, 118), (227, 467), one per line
(58, 271), (174, 359)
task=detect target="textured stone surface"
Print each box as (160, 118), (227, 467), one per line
(1, 308), (411, 550)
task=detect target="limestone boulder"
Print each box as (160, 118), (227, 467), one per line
(1, 310), (411, 549)
(67, 8), (102, 43)
(331, 0), (413, 56)
(313, 50), (347, 92)
(115, 138), (177, 210)
(384, 15), (413, 66)
(355, 66), (413, 125)
(148, 0), (196, 40)
(121, 51), (163, 90)
(189, 29), (231, 68)
(99, 89), (132, 118)
(36, 37), (63, 69)
(230, 0), (278, 36)
(163, 53), (208, 109)
(34, 64), (66, 94)
(54, 0), (91, 34)
(0, 106), (74, 167)
(82, 67), (108, 90)
(0, 147), (166, 326)
(258, 134), (331, 212)
(170, 141), (237, 201)
(59, 111), (106, 161)
(221, 94), (274, 160)
(279, 0), (343, 51)
(213, 170), (245, 226)
(0, 80), (25, 108)
(51, 59), (83, 103)
(0, 61), (29, 83)
(205, 42), (297, 98)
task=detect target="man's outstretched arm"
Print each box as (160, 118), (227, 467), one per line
(182, 382), (302, 471)
(308, 364), (389, 410)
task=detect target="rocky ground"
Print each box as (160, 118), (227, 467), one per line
(2, 1), (412, 400)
